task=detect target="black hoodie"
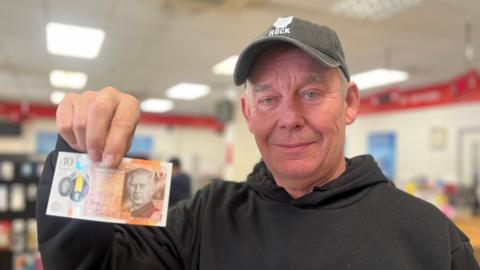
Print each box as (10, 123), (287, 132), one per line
(37, 137), (480, 270)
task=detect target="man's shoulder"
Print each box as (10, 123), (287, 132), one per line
(169, 180), (251, 218)
(185, 179), (249, 205)
(200, 179), (249, 195)
(370, 182), (451, 222)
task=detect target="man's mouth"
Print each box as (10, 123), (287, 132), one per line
(272, 141), (315, 153)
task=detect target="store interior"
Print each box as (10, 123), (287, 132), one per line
(0, 0), (480, 269)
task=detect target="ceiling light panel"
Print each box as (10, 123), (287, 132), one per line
(212, 55), (239, 76)
(166, 83), (210, 100)
(140, 99), (174, 113)
(330, 0), (423, 21)
(351, 68), (409, 90)
(49, 70), (88, 90)
(46, 22), (105, 59)
(50, 91), (66, 105)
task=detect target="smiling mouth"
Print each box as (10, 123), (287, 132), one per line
(272, 142), (315, 152)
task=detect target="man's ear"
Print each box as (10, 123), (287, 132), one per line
(241, 95), (254, 133)
(344, 81), (360, 125)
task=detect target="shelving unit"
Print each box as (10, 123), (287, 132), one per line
(0, 154), (43, 270)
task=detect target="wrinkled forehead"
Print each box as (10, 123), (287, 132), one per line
(247, 44), (333, 84)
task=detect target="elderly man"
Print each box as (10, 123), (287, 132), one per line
(37, 16), (479, 269)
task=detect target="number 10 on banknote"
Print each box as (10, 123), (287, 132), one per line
(47, 152), (172, 226)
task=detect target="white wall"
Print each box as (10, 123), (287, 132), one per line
(347, 102), (480, 184)
(223, 93), (261, 182)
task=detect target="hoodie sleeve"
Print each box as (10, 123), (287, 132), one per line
(36, 136), (199, 270)
(449, 223), (480, 270)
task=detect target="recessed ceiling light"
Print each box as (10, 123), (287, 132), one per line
(166, 83), (210, 100)
(46, 22), (105, 59)
(330, 0), (423, 21)
(49, 70), (88, 89)
(50, 91), (66, 105)
(140, 99), (174, 113)
(351, 68), (409, 90)
(212, 55), (239, 76)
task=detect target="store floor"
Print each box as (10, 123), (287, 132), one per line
(453, 216), (480, 262)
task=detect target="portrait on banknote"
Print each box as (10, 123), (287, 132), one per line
(121, 167), (166, 218)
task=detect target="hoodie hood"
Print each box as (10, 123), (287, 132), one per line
(246, 155), (390, 208)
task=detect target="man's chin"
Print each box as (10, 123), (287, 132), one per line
(269, 160), (319, 181)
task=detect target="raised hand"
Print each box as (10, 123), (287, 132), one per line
(56, 87), (141, 167)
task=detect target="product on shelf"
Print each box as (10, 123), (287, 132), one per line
(10, 184), (26, 212)
(26, 184), (37, 202)
(11, 219), (25, 253)
(19, 162), (34, 179)
(26, 219), (37, 251)
(0, 185), (8, 212)
(0, 220), (11, 250)
(0, 161), (15, 181)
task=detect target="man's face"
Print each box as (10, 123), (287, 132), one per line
(128, 173), (155, 207)
(241, 45), (359, 190)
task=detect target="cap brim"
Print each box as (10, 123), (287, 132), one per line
(233, 36), (341, 86)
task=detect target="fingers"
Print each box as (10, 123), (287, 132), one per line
(101, 93), (141, 167)
(85, 87), (121, 162)
(72, 91), (97, 152)
(56, 93), (80, 151)
(56, 87), (140, 168)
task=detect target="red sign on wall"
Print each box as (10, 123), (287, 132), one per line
(359, 69), (480, 115)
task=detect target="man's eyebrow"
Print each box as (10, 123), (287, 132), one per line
(305, 74), (328, 84)
(253, 84), (271, 93)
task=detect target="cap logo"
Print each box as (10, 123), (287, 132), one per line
(269, 16), (293, 36)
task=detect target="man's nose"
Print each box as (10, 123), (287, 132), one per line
(278, 99), (305, 129)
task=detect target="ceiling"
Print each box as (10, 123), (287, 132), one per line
(0, 0), (479, 116)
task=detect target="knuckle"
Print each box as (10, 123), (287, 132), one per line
(124, 95), (141, 116)
(61, 93), (77, 103)
(83, 90), (97, 99)
(56, 120), (72, 134)
(112, 116), (135, 130)
(65, 92), (78, 99)
(87, 135), (104, 149)
(124, 94), (139, 106)
(100, 86), (119, 95)
(90, 98), (114, 116)
(72, 117), (87, 133)
(105, 140), (126, 155)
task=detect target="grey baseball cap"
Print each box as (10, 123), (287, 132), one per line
(233, 16), (350, 86)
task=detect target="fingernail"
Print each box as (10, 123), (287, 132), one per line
(102, 154), (117, 167)
(88, 150), (101, 161)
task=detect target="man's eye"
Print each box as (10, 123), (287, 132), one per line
(255, 96), (279, 111)
(304, 91), (319, 99)
(260, 97), (274, 104)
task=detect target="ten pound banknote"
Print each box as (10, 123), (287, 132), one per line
(47, 151), (172, 226)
